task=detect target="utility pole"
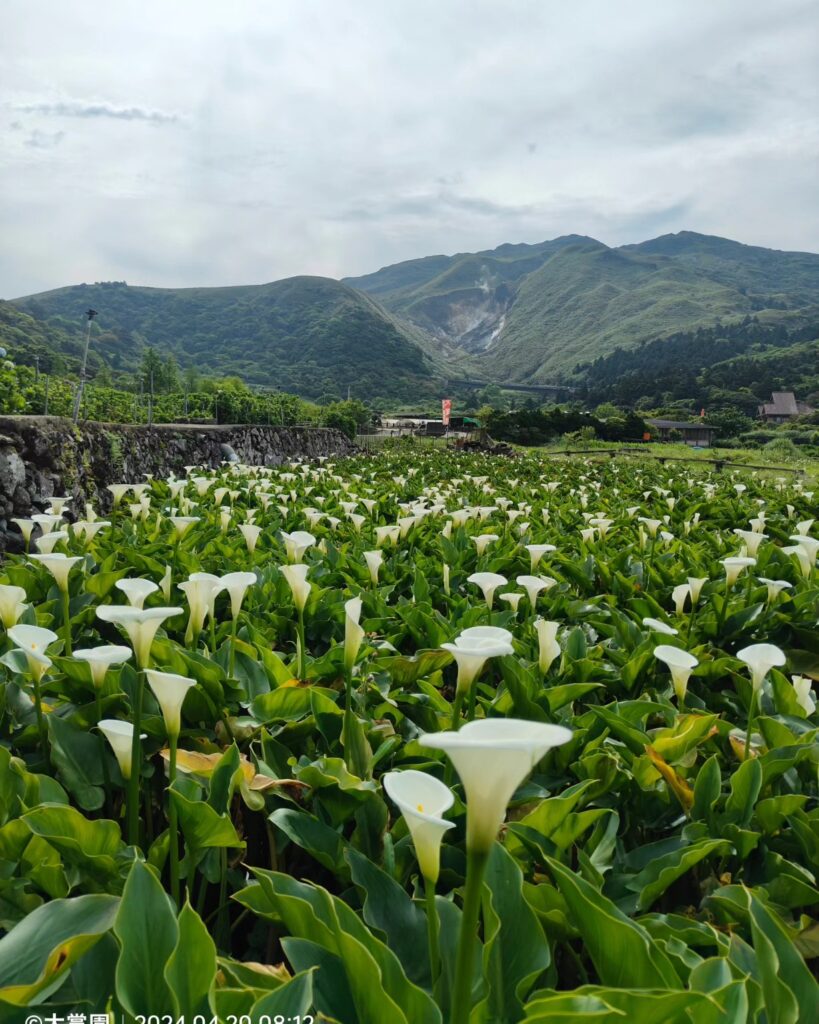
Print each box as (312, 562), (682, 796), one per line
(148, 369), (154, 427)
(71, 309), (97, 424)
(34, 355), (40, 382)
(44, 374), (49, 415)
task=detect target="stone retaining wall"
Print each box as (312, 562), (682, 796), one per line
(0, 416), (356, 552)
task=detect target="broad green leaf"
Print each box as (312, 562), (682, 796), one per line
(627, 838), (733, 911)
(547, 858), (680, 989)
(114, 861), (179, 1017)
(346, 847), (430, 987)
(0, 894), (118, 1005)
(747, 887), (819, 1024)
(21, 805), (124, 884)
(165, 901), (216, 1018)
(473, 842), (551, 1023)
(46, 714), (106, 811)
(250, 969), (315, 1017)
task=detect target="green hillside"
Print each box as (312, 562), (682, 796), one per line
(349, 232), (819, 381)
(579, 315), (819, 412)
(346, 235), (595, 355)
(12, 277), (449, 401)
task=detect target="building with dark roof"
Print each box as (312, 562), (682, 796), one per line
(758, 392), (814, 424)
(646, 418), (716, 447)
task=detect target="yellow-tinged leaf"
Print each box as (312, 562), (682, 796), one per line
(159, 749), (308, 794)
(645, 745), (694, 812)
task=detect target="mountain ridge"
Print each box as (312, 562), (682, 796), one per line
(7, 230), (819, 401)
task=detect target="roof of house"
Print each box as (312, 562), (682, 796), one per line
(760, 391), (799, 416)
(647, 418), (715, 431)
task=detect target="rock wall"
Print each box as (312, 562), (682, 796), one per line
(0, 416), (356, 552)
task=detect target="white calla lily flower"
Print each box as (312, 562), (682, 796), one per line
(737, 643), (786, 692)
(383, 770), (455, 883)
(115, 578), (159, 609)
(420, 719), (572, 852)
(239, 523), (262, 553)
(525, 544), (556, 572)
(96, 606), (183, 669)
(515, 575), (555, 610)
(8, 624), (58, 682)
(534, 618), (561, 674)
(280, 564), (311, 613)
(791, 676), (816, 716)
(145, 669), (196, 739)
(29, 553), (83, 591)
(654, 645), (698, 703)
(722, 556), (756, 587)
(73, 645), (132, 688)
(344, 597), (365, 673)
(98, 720), (145, 779)
(363, 550), (383, 585)
(219, 571), (257, 620)
(467, 571), (507, 610)
(281, 530), (316, 563)
(0, 584), (27, 629)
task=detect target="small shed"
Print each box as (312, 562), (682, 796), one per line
(646, 418), (716, 447)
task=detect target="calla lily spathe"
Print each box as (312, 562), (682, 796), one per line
(96, 606), (183, 669)
(29, 553), (83, 592)
(73, 645), (132, 688)
(98, 719), (145, 779)
(534, 618), (561, 674)
(145, 669), (196, 739)
(382, 770), (455, 883)
(654, 645), (698, 703)
(7, 624), (58, 682)
(280, 564), (311, 613)
(420, 718), (572, 852)
(441, 627), (514, 696)
(363, 550), (383, 585)
(281, 530), (316, 563)
(467, 572), (507, 610)
(115, 578), (159, 609)
(343, 597), (365, 674)
(737, 643), (786, 691)
(219, 571), (257, 619)
(0, 584), (27, 629)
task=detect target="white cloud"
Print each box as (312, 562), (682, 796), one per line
(1, 0), (817, 297)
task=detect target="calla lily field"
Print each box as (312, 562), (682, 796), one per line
(0, 448), (817, 1022)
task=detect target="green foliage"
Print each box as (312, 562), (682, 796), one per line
(11, 277), (449, 402)
(0, 448), (818, 1021)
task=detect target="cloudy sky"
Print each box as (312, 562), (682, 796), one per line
(2, 0), (817, 297)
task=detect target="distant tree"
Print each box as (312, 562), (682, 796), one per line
(477, 384), (503, 408)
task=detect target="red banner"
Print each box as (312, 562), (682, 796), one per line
(441, 398), (452, 426)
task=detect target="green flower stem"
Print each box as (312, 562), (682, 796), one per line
(451, 847), (489, 1024)
(217, 847), (229, 951)
(127, 669), (145, 847)
(209, 614), (217, 654)
(95, 689), (112, 817)
(229, 615), (238, 677)
(466, 682), (478, 723)
(296, 607), (306, 680)
(424, 874), (441, 991)
(32, 674), (47, 756)
(168, 732), (180, 906)
(744, 687), (757, 762)
(450, 689), (465, 731)
(61, 588), (72, 655)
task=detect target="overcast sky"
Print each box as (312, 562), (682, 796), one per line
(2, 0), (817, 297)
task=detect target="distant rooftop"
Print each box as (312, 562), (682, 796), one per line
(646, 418), (714, 430)
(760, 391), (799, 416)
